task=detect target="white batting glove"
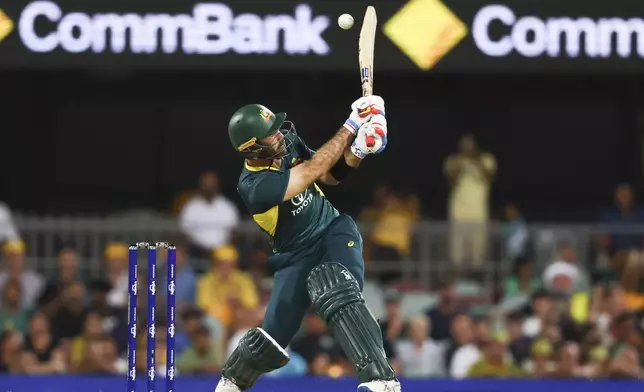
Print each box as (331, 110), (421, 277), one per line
(343, 95), (386, 135)
(350, 114), (388, 159)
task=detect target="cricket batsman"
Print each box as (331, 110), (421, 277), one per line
(215, 95), (400, 392)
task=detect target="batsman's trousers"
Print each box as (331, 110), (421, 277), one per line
(262, 214), (365, 348)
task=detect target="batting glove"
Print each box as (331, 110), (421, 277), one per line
(343, 95), (386, 135)
(350, 114), (388, 159)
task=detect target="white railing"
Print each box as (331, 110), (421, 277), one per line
(7, 215), (639, 289)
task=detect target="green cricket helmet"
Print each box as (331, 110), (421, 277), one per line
(228, 104), (295, 159)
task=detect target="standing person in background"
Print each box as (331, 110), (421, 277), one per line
(0, 241), (43, 309)
(395, 315), (445, 377)
(359, 188), (419, 284)
(196, 245), (258, 334)
(501, 204), (530, 267)
(179, 171), (240, 259)
(599, 184), (644, 307)
(0, 202), (20, 243)
(444, 135), (496, 268)
(103, 243), (129, 309)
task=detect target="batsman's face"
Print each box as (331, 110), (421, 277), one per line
(260, 130), (287, 157)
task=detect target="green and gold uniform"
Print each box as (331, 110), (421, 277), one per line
(226, 104), (395, 385)
(237, 131), (365, 348)
(238, 131), (339, 253)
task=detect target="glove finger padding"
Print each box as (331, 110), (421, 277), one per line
(364, 115), (387, 149)
(344, 96), (386, 135)
(350, 117), (388, 159)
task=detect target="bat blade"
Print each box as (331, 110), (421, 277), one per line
(359, 6), (377, 97)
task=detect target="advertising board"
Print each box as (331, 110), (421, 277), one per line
(0, 0), (642, 72)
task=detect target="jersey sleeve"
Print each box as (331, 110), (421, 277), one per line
(238, 170), (291, 214)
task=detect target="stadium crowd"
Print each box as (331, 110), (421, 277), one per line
(0, 165), (643, 379)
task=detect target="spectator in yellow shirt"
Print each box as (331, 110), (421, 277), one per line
(467, 339), (525, 378)
(196, 244), (259, 329)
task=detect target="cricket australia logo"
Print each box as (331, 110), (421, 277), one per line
(149, 281), (156, 296)
(290, 189), (313, 216)
(168, 323), (176, 338)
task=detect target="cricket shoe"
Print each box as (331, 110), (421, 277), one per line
(214, 377), (241, 392)
(357, 379), (401, 392)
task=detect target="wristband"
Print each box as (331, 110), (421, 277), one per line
(343, 119), (360, 135)
(329, 158), (355, 182)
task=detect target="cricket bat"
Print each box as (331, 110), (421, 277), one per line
(359, 6), (377, 97)
(358, 6), (377, 147)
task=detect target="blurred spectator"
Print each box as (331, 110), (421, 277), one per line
(500, 204), (530, 267)
(179, 171), (240, 258)
(38, 247), (84, 318)
(227, 307), (261, 357)
(290, 311), (343, 371)
(73, 335), (123, 374)
(0, 240), (43, 309)
(608, 342), (644, 378)
(599, 184), (644, 263)
(196, 245), (258, 329)
(177, 325), (224, 374)
(158, 245), (196, 312)
(19, 312), (66, 374)
(523, 290), (556, 339)
(395, 314), (445, 377)
(69, 311), (109, 370)
(444, 134), (496, 266)
(377, 289), (401, 372)
(502, 312), (530, 365)
(543, 242), (592, 295)
(578, 322), (607, 378)
(103, 242), (129, 309)
(358, 186), (419, 282)
(473, 315), (492, 343)
(522, 338), (555, 376)
(380, 289), (406, 343)
(0, 279), (30, 335)
(1, 330), (23, 373)
(501, 258), (540, 308)
(549, 342), (583, 377)
(135, 323), (170, 377)
(0, 202), (19, 243)
(467, 338), (524, 378)
(447, 314), (480, 378)
(50, 281), (88, 339)
(85, 280), (128, 354)
(175, 308), (205, 356)
(426, 281), (458, 341)
(599, 184), (644, 306)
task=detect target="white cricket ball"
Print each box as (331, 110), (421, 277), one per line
(338, 13), (354, 30)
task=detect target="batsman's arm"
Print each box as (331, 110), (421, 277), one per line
(319, 147), (362, 186)
(282, 128), (353, 201)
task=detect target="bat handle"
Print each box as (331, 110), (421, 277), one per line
(362, 88), (373, 146)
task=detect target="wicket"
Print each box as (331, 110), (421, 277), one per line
(128, 242), (176, 392)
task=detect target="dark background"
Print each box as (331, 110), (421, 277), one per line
(2, 70), (643, 220)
